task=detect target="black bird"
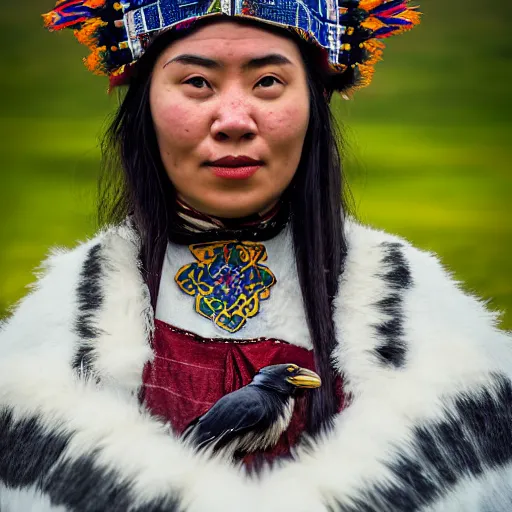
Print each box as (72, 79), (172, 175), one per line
(182, 364), (321, 457)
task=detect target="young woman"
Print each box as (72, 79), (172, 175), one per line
(1, 1), (511, 511)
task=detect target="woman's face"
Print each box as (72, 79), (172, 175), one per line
(150, 21), (310, 218)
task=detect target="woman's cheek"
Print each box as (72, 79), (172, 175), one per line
(155, 99), (206, 147)
(263, 105), (309, 145)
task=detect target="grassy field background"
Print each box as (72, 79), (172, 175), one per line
(1, 1), (511, 328)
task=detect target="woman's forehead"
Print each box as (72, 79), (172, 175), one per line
(161, 21), (301, 63)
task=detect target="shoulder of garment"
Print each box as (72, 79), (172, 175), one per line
(1, 217), (511, 512)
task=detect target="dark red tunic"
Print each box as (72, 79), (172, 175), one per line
(141, 319), (345, 461)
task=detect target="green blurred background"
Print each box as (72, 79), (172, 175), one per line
(1, 1), (511, 327)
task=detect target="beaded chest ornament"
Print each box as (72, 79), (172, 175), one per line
(175, 241), (276, 333)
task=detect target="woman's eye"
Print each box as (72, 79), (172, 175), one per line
(184, 76), (210, 89)
(256, 76), (282, 88)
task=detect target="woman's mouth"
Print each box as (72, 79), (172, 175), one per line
(207, 156), (263, 180)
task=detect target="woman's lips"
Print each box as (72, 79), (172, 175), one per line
(209, 165), (262, 180)
(206, 156), (263, 180)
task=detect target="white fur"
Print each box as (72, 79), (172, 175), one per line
(0, 484), (67, 512)
(0, 219), (511, 511)
(423, 463), (512, 511)
(89, 229), (154, 395)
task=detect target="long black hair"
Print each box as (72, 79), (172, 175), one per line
(99, 19), (352, 436)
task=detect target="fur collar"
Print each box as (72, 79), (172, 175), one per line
(1, 219), (511, 512)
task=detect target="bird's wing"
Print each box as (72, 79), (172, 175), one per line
(184, 387), (274, 452)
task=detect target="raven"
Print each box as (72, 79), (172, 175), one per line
(182, 363), (321, 457)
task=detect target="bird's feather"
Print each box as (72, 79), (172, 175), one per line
(183, 386), (290, 453)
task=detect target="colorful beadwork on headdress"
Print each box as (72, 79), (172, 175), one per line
(175, 241), (276, 333)
(43, 0), (420, 90)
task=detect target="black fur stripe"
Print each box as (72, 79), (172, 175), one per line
(43, 457), (182, 512)
(328, 374), (512, 511)
(0, 408), (71, 489)
(373, 242), (412, 368)
(0, 407), (183, 511)
(74, 243), (104, 375)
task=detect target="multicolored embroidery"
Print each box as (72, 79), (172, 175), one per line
(43, 0), (420, 92)
(175, 241), (276, 333)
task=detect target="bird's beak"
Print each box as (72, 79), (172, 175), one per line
(287, 368), (322, 389)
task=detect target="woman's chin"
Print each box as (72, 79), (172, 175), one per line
(191, 197), (277, 219)
(201, 204), (266, 219)
(179, 188), (279, 219)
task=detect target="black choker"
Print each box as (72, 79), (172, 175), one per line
(168, 199), (290, 245)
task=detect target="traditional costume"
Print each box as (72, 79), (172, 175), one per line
(2, 217), (512, 511)
(3, 2), (512, 512)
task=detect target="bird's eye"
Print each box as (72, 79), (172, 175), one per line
(287, 366), (296, 372)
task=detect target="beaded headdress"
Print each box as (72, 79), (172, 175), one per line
(43, 0), (420, 91)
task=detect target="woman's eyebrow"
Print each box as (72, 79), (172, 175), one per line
(243, 54), (293, 70)
(164, 53), (293, 70)
(164, 54), (220, 69)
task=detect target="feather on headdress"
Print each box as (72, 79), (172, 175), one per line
(43, 0), (420, 91)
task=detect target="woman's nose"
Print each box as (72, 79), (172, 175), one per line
(210, 96), (258, 143)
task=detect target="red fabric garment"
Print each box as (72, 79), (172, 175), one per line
(141, 319), (346, 461)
